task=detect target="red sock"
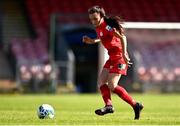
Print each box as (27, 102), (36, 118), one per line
(113, 85), (136, 107)
(100, 84), (112, 106)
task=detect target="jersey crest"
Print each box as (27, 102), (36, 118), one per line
(106, 25), (113, 31)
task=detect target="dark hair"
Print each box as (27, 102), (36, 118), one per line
(88, 5), (124, 35)
(104, 16), (124, 35)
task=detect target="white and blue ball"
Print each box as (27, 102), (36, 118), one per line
(37, 104), (55, 119)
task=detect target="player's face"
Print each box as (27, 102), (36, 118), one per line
(89, 12), (101, 27)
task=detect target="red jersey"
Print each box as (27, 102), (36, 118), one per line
(96, 19), (124, 61)
(96, 19), (128, 75)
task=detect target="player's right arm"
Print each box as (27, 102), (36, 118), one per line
(82, 35), (101, 44)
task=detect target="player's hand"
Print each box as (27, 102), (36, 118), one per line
(123, 53), (133, 67)
(82, 36), (93, 44)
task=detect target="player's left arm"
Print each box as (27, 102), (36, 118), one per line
(113, 28), (131, 65)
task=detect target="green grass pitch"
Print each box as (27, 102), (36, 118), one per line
(0, 93), (180, 125)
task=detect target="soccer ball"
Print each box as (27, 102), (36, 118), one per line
(37, 104), (55, 119)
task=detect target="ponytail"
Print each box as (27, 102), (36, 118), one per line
(104, 16), (124, 35)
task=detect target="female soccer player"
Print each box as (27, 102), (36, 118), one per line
(82, 6), (143, 120)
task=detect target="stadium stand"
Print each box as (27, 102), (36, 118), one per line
(25, 0), (180, 32)
(136, 41), (180, 81)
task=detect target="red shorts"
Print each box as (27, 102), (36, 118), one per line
(103, 58), (128, 75)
